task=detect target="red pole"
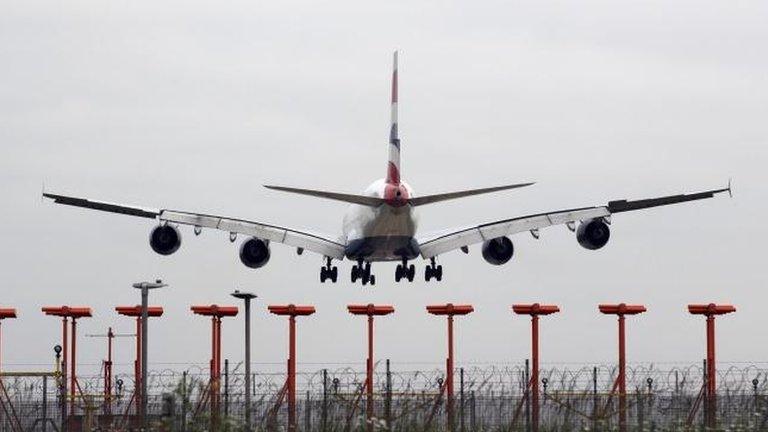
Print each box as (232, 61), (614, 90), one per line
(531, 314), (539, 432)
(598, 304), (646, 432)
(288, 314), (296, 432)
(688, 303), (736, 429)
(707, 315), (715, 400)
(347, 304), (394, 432)
(70, 318), (77, 417)
(618, 314), (626, 432)
(447, 314), (454, 432)
(62, 317), (68, 412)
(216, 316), (222, 423)
(367, 315), (374, 431)
(268, 304), (314, 432)
(427, 304), (473, 432)
(136, 316), (141, 415)
(512, 303), (559, 432)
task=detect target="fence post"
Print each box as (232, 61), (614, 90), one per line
(525, 359), (530, 432)
(224, 359), (229, 419)
(305, 390), (311, 432)
(592, 366), (598, 432)
(460, 367), (465, 432)
(703, 358), (708, 429)
(43, 375), (48, 432)
(386, 359), (392, 429)
(322, 368), (328, 432)
(470, 390), (476, 431)
(637, 387), (644, 430)
(181, 370), (187, 432)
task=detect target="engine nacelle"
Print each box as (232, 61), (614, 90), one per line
(576, 219), (611, 250)
(481, 237), (514, 265)
(150, 225), (182, 255)
(239, 237), (271, 269)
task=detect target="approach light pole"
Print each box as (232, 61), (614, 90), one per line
(132, 279), (167, 430)
(231, 290), (257, 432)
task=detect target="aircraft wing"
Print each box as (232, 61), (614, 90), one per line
(42, 192), (346, 259)
(417, 185), (731, 259)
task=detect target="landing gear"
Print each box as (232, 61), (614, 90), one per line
(320, 257), (338, 283)
(351, 260), (376, 286)
(395, 259), (416, 282)
(425, 257), (443, 282)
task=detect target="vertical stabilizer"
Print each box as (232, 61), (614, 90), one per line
(387, 51), (401, 185)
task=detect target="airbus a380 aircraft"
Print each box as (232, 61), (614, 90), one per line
(44, 52), (731, 286)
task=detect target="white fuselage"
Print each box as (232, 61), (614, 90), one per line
(341, 179), (419, 261)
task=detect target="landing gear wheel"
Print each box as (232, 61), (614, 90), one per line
(425, 258), (442, 282)
(395, 265), (403, 282)
(351, 265), (360, 283)
(331, 266), (338, 283)
(370, 275), (376, 285)
(320, 267), (327, 283)
(408, 264), (416, 282)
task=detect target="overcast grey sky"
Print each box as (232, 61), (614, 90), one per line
(1, 0), (766, 377)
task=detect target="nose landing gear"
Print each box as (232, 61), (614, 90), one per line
(395, 259), (416, 282)
(319, 257), (338, 283)
(424, 257), (443, 282)
(351, 260), (376, 286)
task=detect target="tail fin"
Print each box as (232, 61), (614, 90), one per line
(386, 51), (401, 185)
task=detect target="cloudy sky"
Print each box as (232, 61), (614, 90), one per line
(1, 0), (766, 379)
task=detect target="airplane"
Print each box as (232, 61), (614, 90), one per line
(43, 51), (731, 286)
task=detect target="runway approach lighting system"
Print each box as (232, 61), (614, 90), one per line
(231, 290), (257, 432)
(688, 303), (736, 428)
(116, 304), (164, 424)
(513, 304), (560, 432)
(427, 304), (474, 432)
(192, 304), (238, 430)
(269, 304), (316, 432)
(347, 304), (395, 432)
(599, 303), (647, 432)
(42, 306), (92, 425)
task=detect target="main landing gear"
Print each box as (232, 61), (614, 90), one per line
(395, 259), (415, 282)
(425, 257), (443, 282)
(320, 257), (338, 283)
(351, 260), (376, 286)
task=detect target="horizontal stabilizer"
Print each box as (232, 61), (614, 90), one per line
(264, 185), (386, 207)
(409, 182), (535, 207)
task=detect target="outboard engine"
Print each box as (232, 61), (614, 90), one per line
(239, 237), (271, 268)
(481, 237), (514, 265)
(576, 219), (611, 250)
(149, 225), (181, 255)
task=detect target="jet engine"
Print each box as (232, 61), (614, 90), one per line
(150, 225), (181, 255)
(576, 218), (611, 250)
(481, 236), (514, 265)
(239, 237), (271, 268)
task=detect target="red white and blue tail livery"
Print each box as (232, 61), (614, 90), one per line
(43, 51), (731, 285)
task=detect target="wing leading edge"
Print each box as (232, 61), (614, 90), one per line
(42, 192), (345, 259)
(417, 184), (731, 259)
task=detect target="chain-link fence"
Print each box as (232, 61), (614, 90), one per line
(1, 362), (767, 431)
